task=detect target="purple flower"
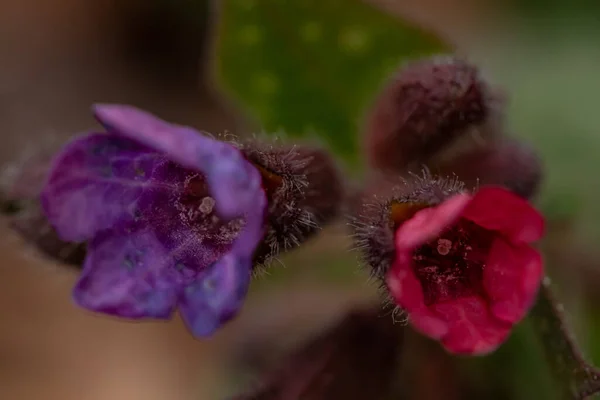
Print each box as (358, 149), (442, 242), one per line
(41, 104), (267, 337)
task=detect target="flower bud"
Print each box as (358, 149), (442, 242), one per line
(364, 56), (504, 172)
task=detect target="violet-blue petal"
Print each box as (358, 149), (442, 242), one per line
(178, 253), (252, 337)
(40, 133), (178, 242)
(42, 103), (269, 334)
(93, 104), (260, 219)
(73, 227), (178, 319)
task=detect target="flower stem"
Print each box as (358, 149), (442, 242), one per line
(530, 278), (600, 399)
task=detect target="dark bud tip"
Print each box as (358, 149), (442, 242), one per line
(233, 136), (345, 267)
(349, 171), (465, 281)
(364, 55), (503, 173)
(10, 202), (87, 266)
(432, 136), (543, 200)
(233, 304), (404, 400)
(1, 143), (86, 267)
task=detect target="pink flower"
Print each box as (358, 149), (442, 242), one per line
(386, 186), (545, 355)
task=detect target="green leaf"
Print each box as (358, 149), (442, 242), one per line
(213, 0), (451, 165)
(530, 280), (600, 399)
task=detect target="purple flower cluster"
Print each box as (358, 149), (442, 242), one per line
(41, 105), (267, 337)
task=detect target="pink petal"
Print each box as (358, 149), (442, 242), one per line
(387, 251), (426, 311)
(432, 296), (511, 355)
(409, 310), (450, 340)
(483, 238), (543, 324)
(461, 186), (544, 243)
(395, 193), (472, 251)
(386, 251), (448, 339)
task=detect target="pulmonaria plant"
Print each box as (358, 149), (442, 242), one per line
(38, 104), (343, 337)
(4, 42), (599, 398)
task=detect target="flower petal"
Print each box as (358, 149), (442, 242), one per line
(178, 253), (251, 337)
(40, 133), (181, 242)
(483, 238), (543, 324)
(395, 193), (472, 251)
(432, 296), (511, 355)
(73, 227), (177, 318)
(461, 186), (545, 243)
(386, 251), (449, 339)
(93, 104), (261, 219)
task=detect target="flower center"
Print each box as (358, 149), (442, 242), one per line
(411, 218), (494, 306)
(177, 173), (245, 246)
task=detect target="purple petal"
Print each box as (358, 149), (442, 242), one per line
(93, 104), (261, 219)
(178, 253), (251, 337)
(40, 133), (182, 242)
(73, 227), (177, 318)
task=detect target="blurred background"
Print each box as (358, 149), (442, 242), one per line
(1, 0), (600, 399)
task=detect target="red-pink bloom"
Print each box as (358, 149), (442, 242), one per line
(386, 186), (544, 355)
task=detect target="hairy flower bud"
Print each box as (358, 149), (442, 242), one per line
(234, 137), (345, 267)
(363, 56), (504, 172)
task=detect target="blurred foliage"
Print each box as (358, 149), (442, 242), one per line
(213, 0), (449, 166)
(481, 29), (600, 251)
(505, 0), (600, 19)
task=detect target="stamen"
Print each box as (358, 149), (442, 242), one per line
(437, 238), (452, 255)
(199, 196), (215, 214)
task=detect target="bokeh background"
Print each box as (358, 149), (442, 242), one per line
(1, 0), (599, 399)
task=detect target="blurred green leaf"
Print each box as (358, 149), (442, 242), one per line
(481, 31), (600, 248)
(213, 0), (451, 165)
